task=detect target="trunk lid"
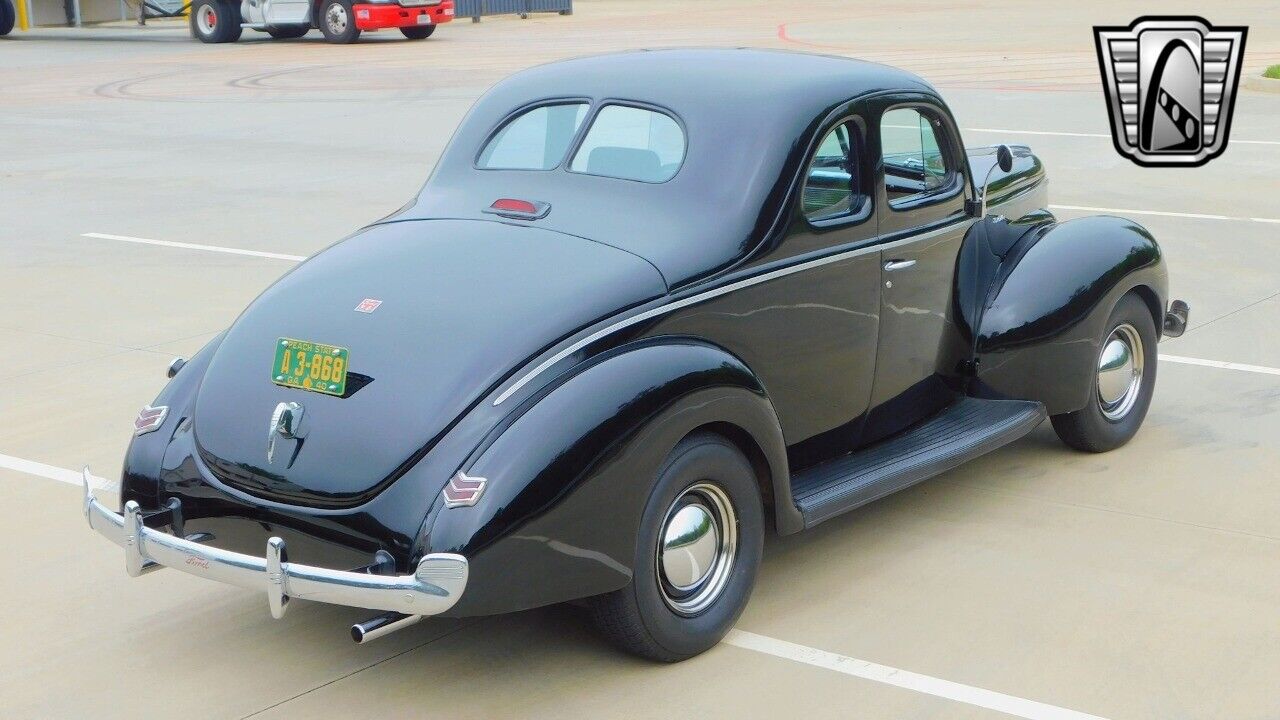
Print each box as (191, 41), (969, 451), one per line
(193, 219), (666, 507)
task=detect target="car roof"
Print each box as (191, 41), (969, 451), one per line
(397, 49), (939, 289)
(486, 48), (933, 114)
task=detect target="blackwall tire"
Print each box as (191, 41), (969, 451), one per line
(1051, 292), (1158, 452)
(399, 24), (434, 39)
(190, 0), (241, 43)
(318, 0), (360, 43)
(1, 0), (15, 37)
(587, 432), (764, 662)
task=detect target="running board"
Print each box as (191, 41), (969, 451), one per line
(791, 398), (1046, 529)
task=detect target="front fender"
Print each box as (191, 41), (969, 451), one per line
(424, 338), (792, 616)
(975, 215), (1168, 414)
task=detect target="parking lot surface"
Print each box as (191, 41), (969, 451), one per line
(2, 2), (1279, 718)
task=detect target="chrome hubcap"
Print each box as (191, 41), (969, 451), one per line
(197, 4), (217, 33)
(325, 4), (347, 34)
(1097, 323), (1144, 421)
(657, 482), (736, 616)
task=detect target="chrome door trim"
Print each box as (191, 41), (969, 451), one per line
(492, 219), (973, 406)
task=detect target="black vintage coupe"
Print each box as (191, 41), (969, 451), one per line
(84, 49), (1188, 661)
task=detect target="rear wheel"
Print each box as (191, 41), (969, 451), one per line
(1051, 292), (1157, 452)
(399, 24), (434, 39)
(190, 0), (242, 43)
(587, 433), (764, 662)
(266, 24), (309, 39)
(318, 0), (359, 43)
(1, 0), (15, 37)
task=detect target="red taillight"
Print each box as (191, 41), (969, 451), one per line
(491, 198), (537, 214)
(483, 198), (550, 220)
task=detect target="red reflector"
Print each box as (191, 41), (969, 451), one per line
(490, 198), (538, 214)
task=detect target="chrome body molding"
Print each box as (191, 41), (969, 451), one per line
(81, 468), (467, 618)
(493, 220), (972, 406)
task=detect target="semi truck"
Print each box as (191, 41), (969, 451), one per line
(190, 0), (453, 43)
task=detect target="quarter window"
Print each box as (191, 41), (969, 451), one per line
(478, 102), (589, 171)
(802, 122), (866, 222)
(569, 105), (685, 183)
(880, 107), (951, 207)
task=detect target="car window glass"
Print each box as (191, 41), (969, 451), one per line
(478, 103), (589, 170)
(802, 122), (864, 221)
(881, 107), (949, 207)
(569, 105), (685, 182)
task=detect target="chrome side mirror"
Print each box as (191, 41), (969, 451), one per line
(978, 144), (1014, 218)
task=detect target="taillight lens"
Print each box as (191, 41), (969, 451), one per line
(134, 405), (168, 436)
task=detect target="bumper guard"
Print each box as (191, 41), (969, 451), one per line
(81, 468), (466, 619)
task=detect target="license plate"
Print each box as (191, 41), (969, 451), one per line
(416, 14), (432, 24)
(272, 338), (349, 397)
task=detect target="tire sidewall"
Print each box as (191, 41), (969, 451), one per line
(626, 436), (764, 659)
(1081, 293), (1158, 446)
(189, 0), (217, 42)
(319, 0), (359, 43)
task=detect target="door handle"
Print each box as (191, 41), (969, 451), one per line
(884, 259), (916, 271)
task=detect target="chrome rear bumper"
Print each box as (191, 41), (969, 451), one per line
(81, 468), (467, 619)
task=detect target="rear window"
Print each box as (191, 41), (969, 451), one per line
(569, 105), (685, 183)
(477, 102), (589, 171)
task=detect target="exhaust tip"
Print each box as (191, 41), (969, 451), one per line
(350, 612), (422, 644)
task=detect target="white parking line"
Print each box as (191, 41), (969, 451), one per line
(0, 453), (108, 489)
(1049, 204), (1280, 225)
(725, 630), (1108, 720)
(966, 127), (1280, 146)
(82, 233), (307, 262)
(1161, 355), (1280, 377)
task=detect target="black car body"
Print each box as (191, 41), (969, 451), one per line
(87, 49), (1186, 658)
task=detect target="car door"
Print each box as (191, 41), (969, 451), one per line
(862, 97), (975, 445)
(760, 113), (882, 468)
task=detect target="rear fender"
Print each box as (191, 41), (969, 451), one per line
(973, 215), (1168, 414)
(424, 338), (792, 616)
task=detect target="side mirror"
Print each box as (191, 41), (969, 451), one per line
(996, 144), (1014, 173)
(975, 144), (1015, 218)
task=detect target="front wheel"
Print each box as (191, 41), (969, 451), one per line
(1051, 292), (1158, 452)
(587, 433), (764, 662)
(318, 0), (360, 43)
(190, 0), (242, 43)
(399, 24), (434, 39)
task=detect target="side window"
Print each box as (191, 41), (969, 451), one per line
(880, 107), (952, 207)
(569, 105), (685, 183)
(478, 102), (589, 171)
(802, 121), (866, 222)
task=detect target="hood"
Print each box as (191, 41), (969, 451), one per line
(193, 219), (666, 507)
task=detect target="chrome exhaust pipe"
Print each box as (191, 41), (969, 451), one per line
(351, 611), (422, 644)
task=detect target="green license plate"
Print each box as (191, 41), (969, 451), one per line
(272, 337), (349, 397)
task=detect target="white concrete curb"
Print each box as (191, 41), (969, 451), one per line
(1244, 70), (1280, 94)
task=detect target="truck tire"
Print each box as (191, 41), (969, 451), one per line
(1, 0), (16, 37)
(190, 0), (242, 43)
(399, 24), (434, 40)
(266, 25), (309, 38)
(318, 0), (359, 43)
(587, 433), (764, 662)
